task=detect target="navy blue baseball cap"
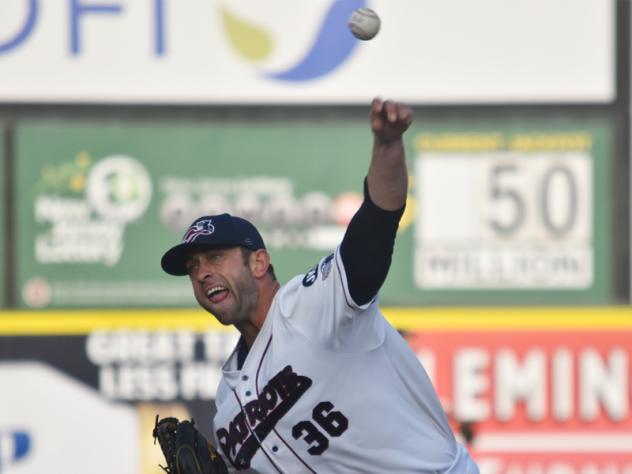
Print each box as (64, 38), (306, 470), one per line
(161, 213), (266, 276)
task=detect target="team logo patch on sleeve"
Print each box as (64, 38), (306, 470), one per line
(320, 253), (334, 281)
(302, 264), (318, 287)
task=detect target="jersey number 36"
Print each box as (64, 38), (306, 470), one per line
(292, 401), (349, 455)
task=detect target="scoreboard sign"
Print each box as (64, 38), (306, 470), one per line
(416, 146), (592, 288)
(411, 124), (613, 305)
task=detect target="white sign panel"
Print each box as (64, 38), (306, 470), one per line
(415, 151), (593, 288)
(0, 0), (615, 104)
(0, 362), (138, 473)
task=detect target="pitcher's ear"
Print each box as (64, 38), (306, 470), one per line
(250, 249), (271, 279)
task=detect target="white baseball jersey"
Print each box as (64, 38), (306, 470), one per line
(213, 248), (479, 473)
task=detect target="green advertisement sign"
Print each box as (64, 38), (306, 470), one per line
(15, 118), (614, 308)
(0, 125), (4, 307)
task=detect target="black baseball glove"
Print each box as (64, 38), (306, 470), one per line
(152, 415), (228, 474)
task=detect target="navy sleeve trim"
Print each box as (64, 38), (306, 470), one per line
(339, 178), (405, 306)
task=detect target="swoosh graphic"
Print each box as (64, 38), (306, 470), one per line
(14, 432), (31, 459)
(266, 0), (367, 81)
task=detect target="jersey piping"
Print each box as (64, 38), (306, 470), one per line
(255, 336), (318, 474)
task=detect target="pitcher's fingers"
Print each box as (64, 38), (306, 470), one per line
(398, 103), (413, 125)
(371, 117), (384, 134)
(382, 100), (398, 123)
(370, 97), (383, 116)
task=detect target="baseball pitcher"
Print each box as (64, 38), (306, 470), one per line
(157, 98), (479, 473)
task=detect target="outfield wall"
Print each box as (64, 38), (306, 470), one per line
(2, 308), (632, 473)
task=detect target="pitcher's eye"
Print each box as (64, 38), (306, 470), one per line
(204, 251), (223, 263)
(185, 261), (197, 274)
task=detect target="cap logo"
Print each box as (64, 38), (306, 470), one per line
(182, 219), (215, 243)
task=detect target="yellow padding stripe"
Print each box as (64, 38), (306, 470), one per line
(0, 309), (224, 335)
(384, 307), (632, 331)
(0, 307), (632, 335)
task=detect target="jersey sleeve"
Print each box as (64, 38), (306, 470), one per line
(340, 178), (405, 305)
(277, 246), (385, 352)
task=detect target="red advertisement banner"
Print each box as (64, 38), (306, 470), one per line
(406, 330), (632, 472)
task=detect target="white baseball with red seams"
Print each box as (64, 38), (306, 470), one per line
(348, 8), (381, 41)
(212, 247), (479, 473)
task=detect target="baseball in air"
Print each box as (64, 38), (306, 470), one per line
(348, 8), (381, 41)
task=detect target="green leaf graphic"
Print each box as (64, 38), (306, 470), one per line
(220, 5), (273, 61)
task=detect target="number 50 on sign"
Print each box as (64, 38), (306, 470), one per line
(414, 151), (592, 289)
